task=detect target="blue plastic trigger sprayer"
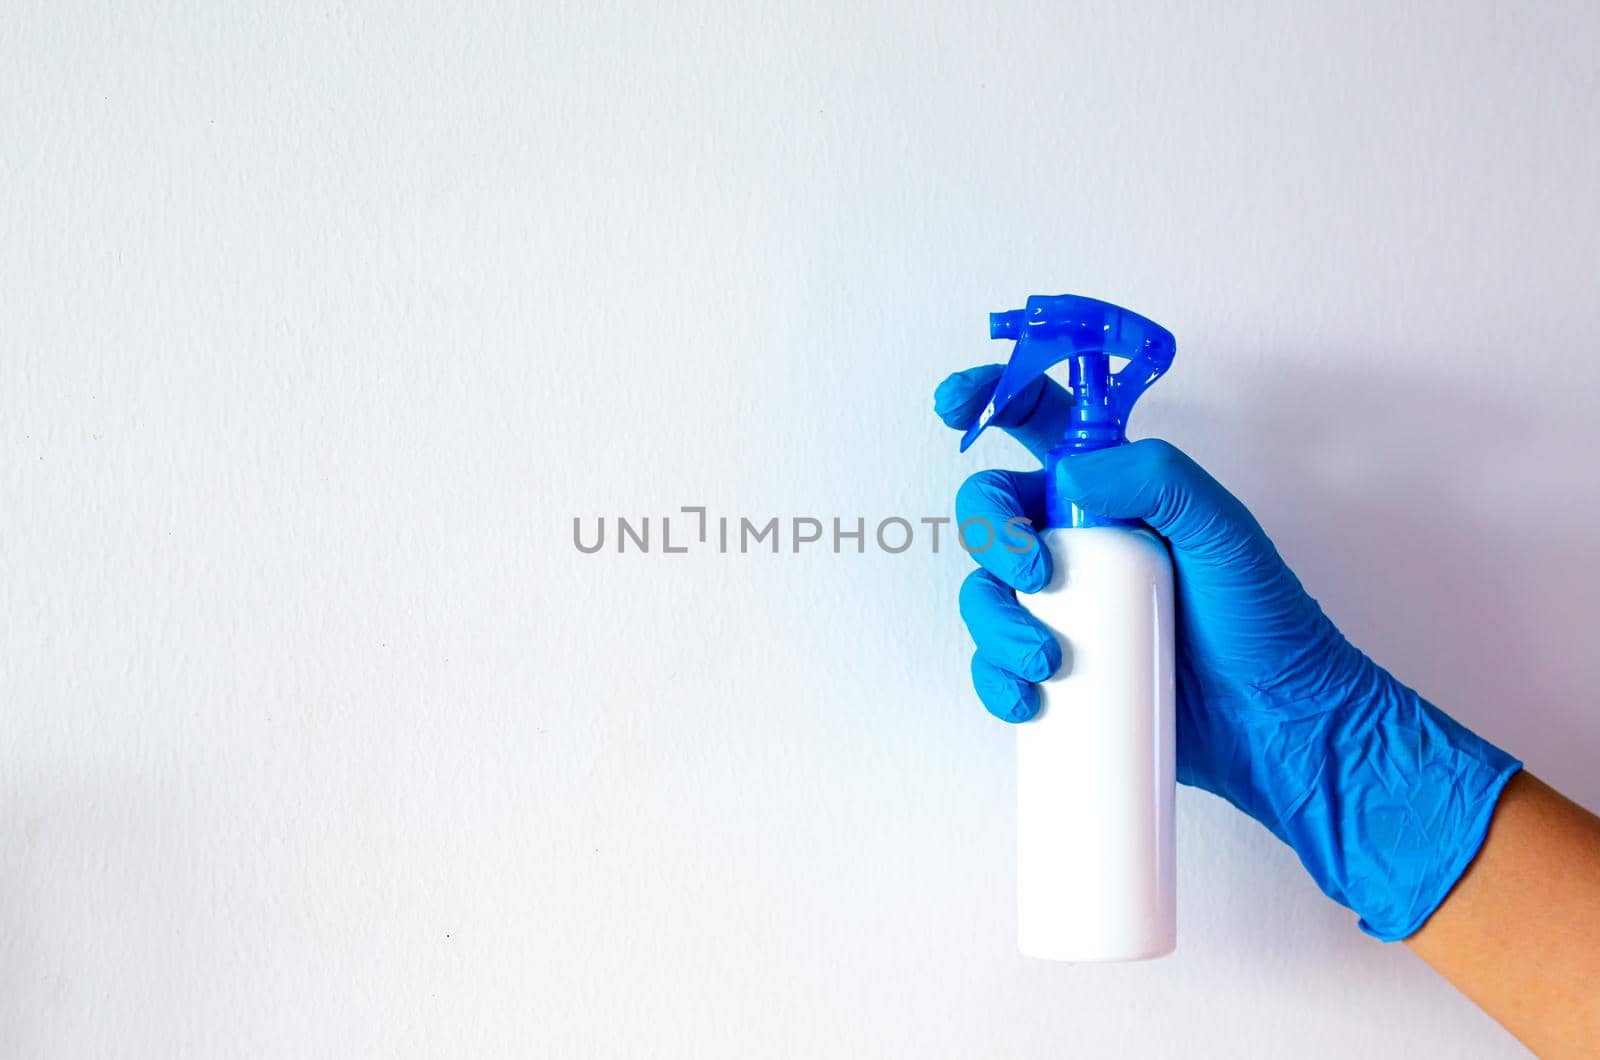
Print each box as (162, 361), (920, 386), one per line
(962, 294), (1176, 527)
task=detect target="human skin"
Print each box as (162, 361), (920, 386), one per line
(1405, 772), (1600, 1057)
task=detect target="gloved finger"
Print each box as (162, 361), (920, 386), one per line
(959, 568), (1062, 683)
(954, 468), (1052, 593)
(933, 364), (1076, 464)
(970, 651), (1040, 723)
(1052, 438), (1270, 559)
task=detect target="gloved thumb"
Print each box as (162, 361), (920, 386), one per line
(1053, 439), (1267, 559)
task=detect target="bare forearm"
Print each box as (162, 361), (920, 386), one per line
(1406, 772), (1600, 1057)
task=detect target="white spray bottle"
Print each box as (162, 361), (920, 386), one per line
(960, 294), (1177, 962)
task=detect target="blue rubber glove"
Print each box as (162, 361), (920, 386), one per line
(935, 364), (1522, 942)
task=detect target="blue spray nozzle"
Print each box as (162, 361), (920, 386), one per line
(960, 294), (1176, 454)
(990, 310), (1025, 340)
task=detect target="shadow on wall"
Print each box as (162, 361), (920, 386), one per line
(1164, 358), (1600, 812)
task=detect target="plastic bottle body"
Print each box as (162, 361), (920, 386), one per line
(1016, 525), (1176, 961)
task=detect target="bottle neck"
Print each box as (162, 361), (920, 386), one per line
(1044, 439), (1137, 529)
(1045, 351), (1137, 529)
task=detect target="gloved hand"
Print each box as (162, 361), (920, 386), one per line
(934, 363), (1522, 942)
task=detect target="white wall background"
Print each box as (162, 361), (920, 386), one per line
(4, 2), (1597, 1057)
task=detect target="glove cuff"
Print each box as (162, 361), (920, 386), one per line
(1277, 681), (1521, 942)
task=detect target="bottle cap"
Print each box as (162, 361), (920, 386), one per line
(960, 294), (1175, 455)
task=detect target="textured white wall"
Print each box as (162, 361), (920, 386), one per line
(5, 2), (1597, 1057)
